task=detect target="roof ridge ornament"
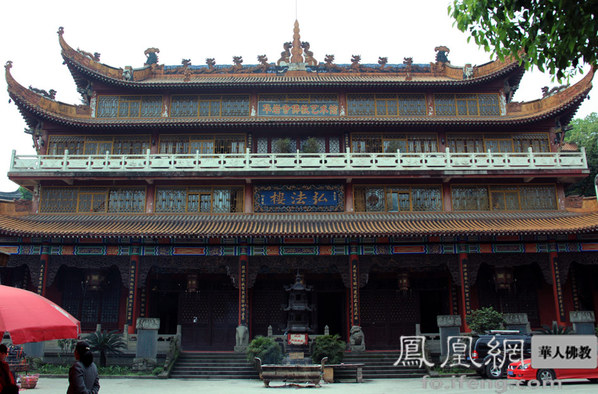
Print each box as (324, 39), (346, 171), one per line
(277, 42), (292, 66)
(290, 20), (304, 63)
(144, 48), (160, 66)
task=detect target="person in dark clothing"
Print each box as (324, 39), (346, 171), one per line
(67, 341), (100, 394)
(0, 344), (18, 394)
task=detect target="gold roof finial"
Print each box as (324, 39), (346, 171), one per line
(290, 20), (304, 63)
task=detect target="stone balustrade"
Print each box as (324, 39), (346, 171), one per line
(10, 147), (587, 175)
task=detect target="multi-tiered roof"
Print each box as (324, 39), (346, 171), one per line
(2, 24), (597, 240)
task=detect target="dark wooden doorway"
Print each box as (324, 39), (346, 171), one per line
(179, 275), (237, 351)
(315, 291), (345, 338)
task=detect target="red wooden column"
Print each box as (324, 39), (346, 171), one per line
(549, 251), (566, 325)
(37, 244), (50, 296)
(458, 253), (471, 332)
(126, 245), (140, 334)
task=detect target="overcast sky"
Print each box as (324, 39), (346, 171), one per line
(0, 0), (595, 192)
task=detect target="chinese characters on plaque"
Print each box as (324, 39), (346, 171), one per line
(254, 184), (344, 213)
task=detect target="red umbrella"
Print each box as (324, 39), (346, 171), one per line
(0, 285), (80, 344)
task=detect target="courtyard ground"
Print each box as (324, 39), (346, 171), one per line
(24, 376), (598, 393)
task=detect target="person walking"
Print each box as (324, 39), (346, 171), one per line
(67, 341), (100, 394)
(0, 344), (18, 394)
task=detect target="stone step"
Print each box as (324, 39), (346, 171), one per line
(171, 370), (258, 376)
(173, 366), (255, 371)
(170, 351), (426, 379)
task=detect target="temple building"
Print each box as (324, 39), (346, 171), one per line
(1, 23), (597, 351)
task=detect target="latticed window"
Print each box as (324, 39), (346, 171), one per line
(77, 190), (107, 213)
(434, 94), (500, 116)
(347, 94), (426, 116)
(170, 95), (249, 117)
(484, 136), (514, 153)
(107, 188), (145, 213)
(354, 185), (442, 212)
(478, 94), (501, 115)
(40, 187), (77, 213)
(159, 134), (246, 154)
(519, 186), (557, 210)
(351, 134), (437, 153)
(451, 186), (490, 211)
(46, 136), (86, 155)
(447, 135), (484, 153)
(96, 96), (162, 118)
(513, 133), (550, 152)
(154, 187), (243, 213)
(96, 96), (119, 118)
(447, 133), (550, 153)
(40, 187), (145, 213)
(48, 135), (150, 155)
(452, 185), (556, 211)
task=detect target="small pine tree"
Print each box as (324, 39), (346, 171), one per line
(301, 137), (320, 153)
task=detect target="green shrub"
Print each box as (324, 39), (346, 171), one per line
(466, 307), (505, 334)
(246, 336), (283, 365)
(33, 364), (70, 374)
(152, 366), (164, 375)
(311, 334), (346, 364)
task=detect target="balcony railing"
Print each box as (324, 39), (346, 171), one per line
(9, 147), (588, 174)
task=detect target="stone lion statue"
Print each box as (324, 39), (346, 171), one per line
(349, 326), (365, 351)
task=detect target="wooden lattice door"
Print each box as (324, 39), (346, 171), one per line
(360, 290), (419, 349)
(179, 283), (237, 350)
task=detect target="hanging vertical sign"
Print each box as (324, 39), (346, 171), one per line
(239, 251), (248, 326)
(350, 249), (360, 327)
(126, 257), (138, 326)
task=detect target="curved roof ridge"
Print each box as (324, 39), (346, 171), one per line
(5, 61), (91, 124)
(58, 27), (126, 82)
(507, 67), (594, 118)
(57, 27), (523, 87)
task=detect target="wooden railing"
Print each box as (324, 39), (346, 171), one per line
(10, 147), (587, 174)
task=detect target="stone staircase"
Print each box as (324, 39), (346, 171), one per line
(169, 352), (258, 379)
(334, 351), (427, 380)
(169, 351), (427, 380)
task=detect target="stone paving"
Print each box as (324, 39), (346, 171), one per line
(24, 376), (598, 394)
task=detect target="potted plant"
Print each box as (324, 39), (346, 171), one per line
(311, 334), (346, 383)
(537, 321), (572, 335)
(246, 336), (283, 365)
